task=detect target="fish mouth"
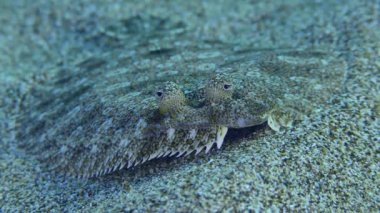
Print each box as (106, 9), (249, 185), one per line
(223, 116), (267, 129)
(224, 122), (268, 142)
(221, 117), (268, 143)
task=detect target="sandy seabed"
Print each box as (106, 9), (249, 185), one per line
(0, 0), (379, 211)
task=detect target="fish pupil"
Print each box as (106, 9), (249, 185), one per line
(156, 91), (163, 97)
(223, 84), (232, 90)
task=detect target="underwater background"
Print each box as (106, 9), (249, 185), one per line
(0, 0), (379, 211)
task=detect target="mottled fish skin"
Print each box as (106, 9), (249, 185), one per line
(16, 35), (346, 177)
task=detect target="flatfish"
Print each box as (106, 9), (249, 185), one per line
(16, 18), (347, 178)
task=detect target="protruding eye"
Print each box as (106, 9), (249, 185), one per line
(223, 84), (232, 90)
(156, 91), (163, 97)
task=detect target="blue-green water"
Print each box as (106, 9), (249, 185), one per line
(0, 0), (379, 211)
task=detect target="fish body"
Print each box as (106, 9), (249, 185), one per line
(17, 27), (346, 177)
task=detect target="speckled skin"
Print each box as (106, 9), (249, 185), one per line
(16, 36), (346, 177)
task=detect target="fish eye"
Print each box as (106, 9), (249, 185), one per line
(223, 84), (232, 90)
(156, 91), (163, 97)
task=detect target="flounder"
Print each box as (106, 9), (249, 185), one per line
(16, 20), (346, 177)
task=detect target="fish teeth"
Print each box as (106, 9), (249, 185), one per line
(127, 160), (134, 168)
(205, 141), (215, 154)
(169, 151), (178, 157)
(195, 147), (204, 155)
(101, 169), (107, 176)
(113, 160), (123, 171)
(134, 160), (141, 167)
(176, 149), (187, 157)
(184, 149), (194, 156)
(141, 156), (149, 164)
(216, 126), (228, 149)
(163, 150), (172, 157)
(120, 162), (128, 170)
(149, 151), (159, 160)
(105, 167), (111, 174)
(157, 153), (164, 158)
